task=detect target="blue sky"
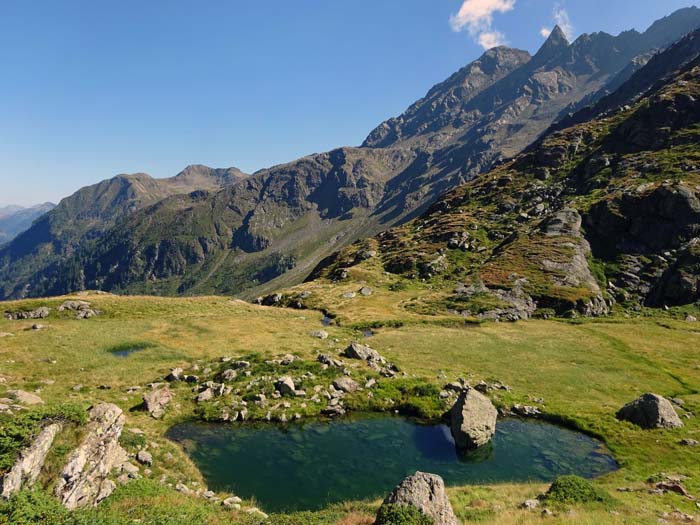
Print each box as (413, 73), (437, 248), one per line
(0, 1), (696, 205)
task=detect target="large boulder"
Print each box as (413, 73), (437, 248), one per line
(450, 388), (497, 449)
(616, 393), (683, 429)
(377, 472), (458, 525)
(54, 403), (127, 509)
(143, 387), (172, 419)
(342, 342), (386, 364)
(1, 423), (62, 498)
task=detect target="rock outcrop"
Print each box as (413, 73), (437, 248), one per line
(59, 300), (100, 319)
(450, 388), (497, 449)
(143, 387), (172, 419)
(54, 403), (127, 509)
(616, 393), (684, 429)
(378, 471), (459, 525)
(4, 307), (50, 320)
(1, 423), (62, 498)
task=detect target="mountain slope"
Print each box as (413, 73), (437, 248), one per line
(0, 203), (55, 245)
(0, 166), (246, 298)
(2, 8), (700, 301)
(299, 57), (700, 320)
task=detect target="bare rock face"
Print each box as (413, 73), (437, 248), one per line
(1, 423), (62, 498)
(143, 387), (172, 419)
(55, 403), (127, 509)
(616, 393), (683, 429)
(378, 471), (459, 525)
(450, 388), (497, 449)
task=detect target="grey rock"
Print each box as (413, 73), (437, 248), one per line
(143, 387), (172, 419)
(1, 423), (62, 498)
(616, 393), (683, 429)
(165, 368), (183, 382)
(342, 342), (386, 364)
(332, 376), (359, 393)
(450, 388), (497, 449)
(136, 451), (152, 466)
(379, 471), (458, 525)
(360, 287), (373, 296)
(275, 376), (296, 397)
(520, 499), (541, 510)
(8, 390), (44, 406)
(310, 330), (329, 340)
(55, 403), (128, 509)
(4, 307), (50, 320)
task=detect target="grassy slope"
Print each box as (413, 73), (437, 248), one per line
(0, 293), (699, 524)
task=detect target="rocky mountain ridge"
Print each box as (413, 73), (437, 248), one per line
(1, 8), (699, 300)
(302, 48), (700, 319)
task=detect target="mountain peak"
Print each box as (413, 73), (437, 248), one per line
(533, 25), (570, 63)
(544, 25), (569, 48)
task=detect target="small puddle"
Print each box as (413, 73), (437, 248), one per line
(107, 342), (155, 358)
(167, 414), (617, 513)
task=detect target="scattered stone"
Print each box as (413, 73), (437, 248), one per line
(365, 378), (377, 389)
(617, 393), (683, 429)
(275, 376), (296, 397)
(222, 496), (242, 509)
(143, 387), (172, 419)
(8, 390), (44, 406)
(333, 376), (359, 393)
(54, 403), (127, 509)
(166, 368), (183, 382)
(450, 388), (497, 449)
(310, 330), (329, 340)
(511, 404), (542, 417)
(681, 439), (700, 447)
(1, 423), (62, 498)
(136, 451), (153, 466)
(378, 472), (458, 525)
(520, 499), (540, 510)
(360, 287), (373, 296)
(659, 510), (696, 522)
(221, 369), (237, 382)
(31, 324), (45, 331)
(196, 389), (214, 403)
(342, 292), (356, 299)
(317, 354), (344, 367)
(686, 315), (698, 323)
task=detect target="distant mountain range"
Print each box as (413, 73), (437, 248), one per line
(1, 6), (700, 301)
(0, 203), (56, 246)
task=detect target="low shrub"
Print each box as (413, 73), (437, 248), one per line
(375, 504), (433, 525)
(543, 475), (612, 504)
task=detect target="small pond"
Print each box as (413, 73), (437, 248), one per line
(107, 342), (155, 358)
(167, 415), (617, 513)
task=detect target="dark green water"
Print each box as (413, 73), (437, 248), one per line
(167, 415), (617, 513)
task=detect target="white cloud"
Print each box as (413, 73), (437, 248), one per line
(479, 30), (508, 49)
(449, 0), (516, 50)
(553, 3), (574, 40)
(539, 3), (575, 40)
